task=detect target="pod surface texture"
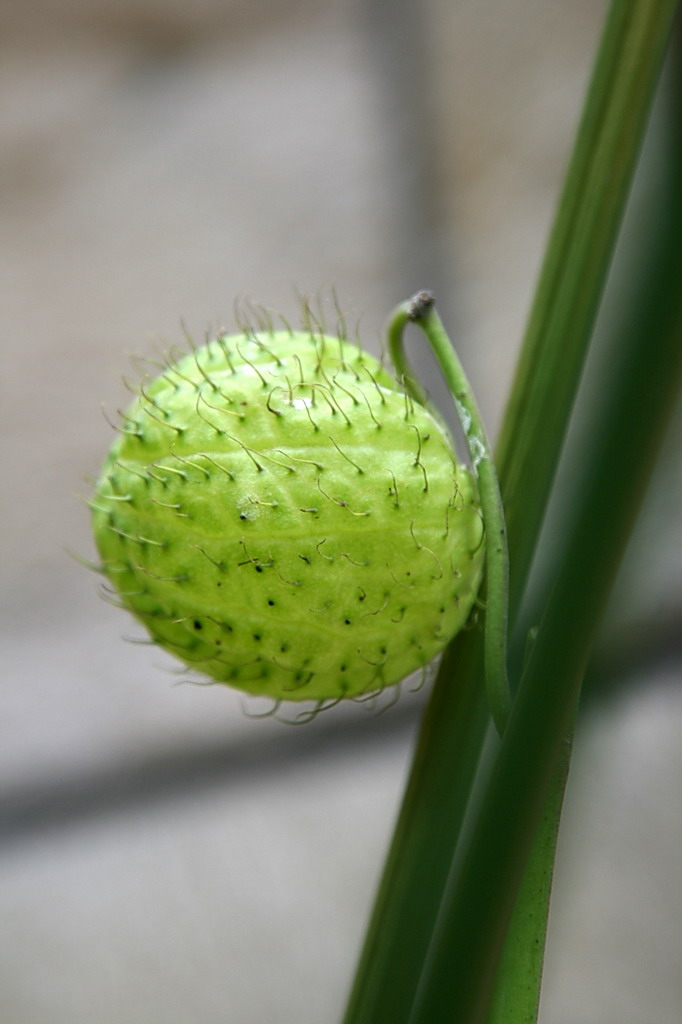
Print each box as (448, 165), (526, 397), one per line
(92, 330), (484, 700)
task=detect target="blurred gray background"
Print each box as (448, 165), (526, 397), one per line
(1, 1), (680, 1022)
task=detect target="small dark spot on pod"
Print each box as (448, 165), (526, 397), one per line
(193, 620), (202, 630)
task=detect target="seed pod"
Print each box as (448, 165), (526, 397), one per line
(91, 328), (484, 701)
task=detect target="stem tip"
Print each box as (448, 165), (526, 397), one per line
(408, 290), (436, 321)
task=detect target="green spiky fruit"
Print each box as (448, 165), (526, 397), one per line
(91, 328), (484, 701)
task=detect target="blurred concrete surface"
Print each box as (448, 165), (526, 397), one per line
(0, 673), (679, 1024)
(0, 736), (413, 1024)
(542, 672), (682, 1024)
(1, 1), (680, 1021)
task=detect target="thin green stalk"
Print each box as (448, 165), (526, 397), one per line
(497, 0), (679, 611)
(484, 12), (681, 1022)
(387, 292), (511, 734)
(484, 730), (573, 1024)
(342, 2), (678, 1022)
(410, 172), (682, 1020)
(341, 632), (490, 1024)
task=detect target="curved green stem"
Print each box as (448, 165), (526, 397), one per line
(387, 291), (511, 734)
(344, 4), (677, 1022)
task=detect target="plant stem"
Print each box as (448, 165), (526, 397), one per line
(496, 0), (680, 611)
(341, 630), (490, 1024)
(342, 2), (679, 1022)
(410, 19), (682, 1018)
(410, 178), (682, 1020)
(484, 729), (573, 1024)
(387, 292), (511, 734)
